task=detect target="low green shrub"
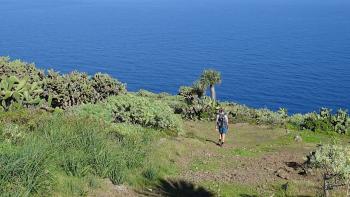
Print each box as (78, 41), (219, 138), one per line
(179, 96), (217, 120)
(306, 144), (350, 194)
(107, 94), (182, 132)
(70, 103), (113, 122)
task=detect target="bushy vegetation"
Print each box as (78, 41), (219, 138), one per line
(220, 102), (288, 126)
(289, 108), (350, 134)
(71, 94), (183, 133)
(0, 57), (126, 110)
(306, 144), (350, 196)
(0, 75), (47, 111)
(107, 94), (182, 132)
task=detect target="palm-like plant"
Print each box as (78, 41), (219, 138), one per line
(200, 69), (221, 101)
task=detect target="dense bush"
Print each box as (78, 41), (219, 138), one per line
(179, 96), (217, 120)
(71, 103), (113, 122)
(289, 108), (350, 134)
(0, 57), (45, 83)
(308, 144), (350, 179)
(91, 73), (126, 99)
(0, 57), (126, 109)
(220, 102), (287, 126)
(254, 108), (286, 126)
(107, 94), (182, 132)
(44, 70), (98, 108)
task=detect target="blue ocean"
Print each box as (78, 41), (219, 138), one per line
(1, 0), (349, 113)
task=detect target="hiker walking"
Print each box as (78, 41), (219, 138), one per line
(216, 108), (229, 147)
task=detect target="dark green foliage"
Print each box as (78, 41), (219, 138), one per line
(107, 94), (182, 132)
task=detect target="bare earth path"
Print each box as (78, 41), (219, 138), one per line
(164, 121), (322, 196)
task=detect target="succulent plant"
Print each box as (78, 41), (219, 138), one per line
(0, 57), (44, 83)
(319, 107), (332, 120)
(91, 73), (126, 99)
(43, 70), (97, 108)
(0, 76), (44, 111)
(331, 109), (349, 134)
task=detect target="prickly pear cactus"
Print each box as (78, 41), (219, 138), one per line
(319, 107), (331, 120)
(43, 70), (96, 108)
(0, 76), (44, 110)
(0, 57), (44, 83)
(91, 73), (126, 99)
(331, 109), (349, 134)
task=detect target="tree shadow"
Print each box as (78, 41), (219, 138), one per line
(140, 179), (215, 197)
(285, 161), (307, 175)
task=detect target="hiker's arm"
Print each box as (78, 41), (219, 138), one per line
(215, 115), (219, 130)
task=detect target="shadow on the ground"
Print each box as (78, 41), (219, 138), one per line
(285, 161), (308, 175)
(140, 179), (215, 197)
(239, 195), (258, 197)
(205, 139), (221, 146)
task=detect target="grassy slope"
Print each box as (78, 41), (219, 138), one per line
(148, 121), (350, 197)
(1, 109), (349, 196)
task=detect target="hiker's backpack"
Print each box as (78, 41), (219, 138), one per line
(217, 113), (227, 128)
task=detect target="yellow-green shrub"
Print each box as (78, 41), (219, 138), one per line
(107, 94), (182, 133)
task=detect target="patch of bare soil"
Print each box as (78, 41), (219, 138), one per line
(89, 179), (140, 197)
(182, 149), (321, 185)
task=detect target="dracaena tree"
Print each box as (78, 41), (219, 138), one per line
(199, 69), (221, 101)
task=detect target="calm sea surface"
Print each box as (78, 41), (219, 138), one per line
(1, 0), (350, 113)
